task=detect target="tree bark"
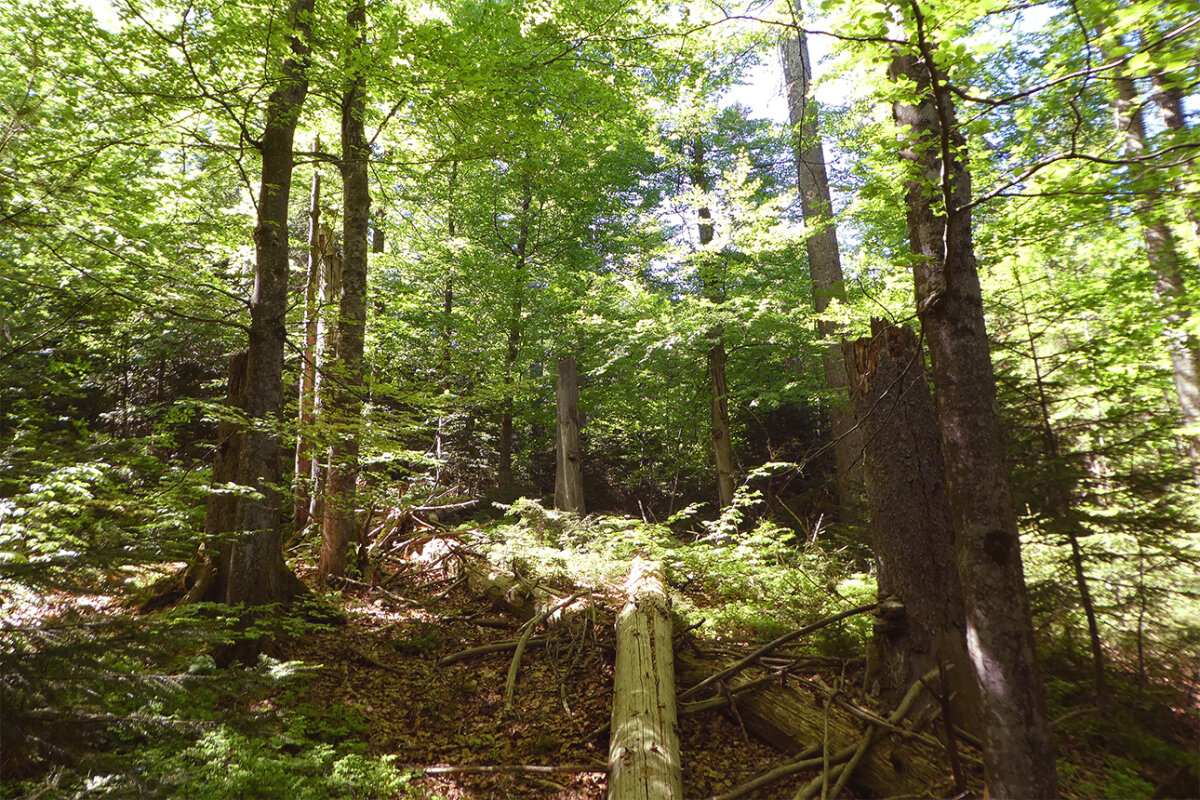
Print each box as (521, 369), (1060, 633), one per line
(676, 653), (956, 798)
(308, 234), (341, 526)
(889, 7), (1057, 796)
(841, 321), (977, 726)
(318, 0), (371, 583)
(691, 135), (736, 508)
(781, 22), (865, 526)
(554, 355), (585, 513)
(295, 137), (326, 534)
(201, 0), (315, 614)
(609, 559), (682, 800)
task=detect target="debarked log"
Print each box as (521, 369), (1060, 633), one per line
(609, 558), (682, 800)
(676, 654), (955, 798)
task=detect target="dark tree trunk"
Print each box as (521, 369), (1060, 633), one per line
(889, 7), (1057, 796)
(691, 135), (736, 508)
(554, 355), (585, 513)
(200, 0), (315, 617)
(841, 321), (976, 725)
(781, 22), (864, 526)
(319, 0), (370, 583)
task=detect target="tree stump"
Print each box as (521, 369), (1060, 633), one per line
(609, 558), (682, 800)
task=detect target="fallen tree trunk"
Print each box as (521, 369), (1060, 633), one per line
(676, 653), (957, 798)
(609, 559), (682, 800)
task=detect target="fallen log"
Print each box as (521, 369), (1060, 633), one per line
(676, 653), (957, 798)
(609, 559), (682, 800)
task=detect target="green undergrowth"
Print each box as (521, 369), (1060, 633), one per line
(471, 497), (875, 647)
(0, 603), (425, 800)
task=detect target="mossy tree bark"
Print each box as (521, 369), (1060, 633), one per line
(199, 0), (315, 620)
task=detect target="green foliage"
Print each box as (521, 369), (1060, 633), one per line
(480, 499), (873, 643)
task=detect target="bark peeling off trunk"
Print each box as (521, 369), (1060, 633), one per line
(609, 559), (682, 800)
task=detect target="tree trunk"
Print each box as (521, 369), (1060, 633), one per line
(889, 10), (1057, 796)
(781, 22), (865, 526)
(609, 559), (682, 800)
(200, 0), (315, 616)
(691, 135), (736, 508)
(294, 138), (325, 534)
(498, 177), (533, 501)
(1108, 39), (1200, 485)
(675, 653), (956, 798)
(308, 231), (341, 526)
(554, 355), (585, 514)
(318, 0), (370, 583)
(841, 321), (976, 726)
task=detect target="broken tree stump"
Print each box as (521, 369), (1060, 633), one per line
(609, 558), (682, 800)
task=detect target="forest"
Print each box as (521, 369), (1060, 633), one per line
(1, 0), (1198, 796)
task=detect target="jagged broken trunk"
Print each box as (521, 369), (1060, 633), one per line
(841, 321), (976, 725)
(554, 355), (585, 514)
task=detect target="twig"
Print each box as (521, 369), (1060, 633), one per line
(436, 638), (549, 667)
(432, 576), (466, 600)
(504, 591), (588, 709)
(679, 603), (876, 701)
(700, 746), (829, 800)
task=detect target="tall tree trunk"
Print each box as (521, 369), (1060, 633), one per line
(889, 6), (1057, 796)
(200, 0), (315, 615)
(498, 176), (532, 501)
(554, 354), (585, 513)
(841, 321), (976, 727)
(319, 0), (371, 583)
(1108, 49), (1200, 484)
(691, 135), (736, 508)
(295, 137), (326, 534)
(781, 21), (865, 526)
(435, 161), (457, 485)
(307, 231), (341, 526)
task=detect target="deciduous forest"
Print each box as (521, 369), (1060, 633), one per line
(1, 0), (1198, 797)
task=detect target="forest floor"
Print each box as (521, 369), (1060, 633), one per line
(5, 524), (1199, 799)
(280, 537), (819, 800)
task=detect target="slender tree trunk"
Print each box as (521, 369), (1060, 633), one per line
(691, 135), (736, 508)
(841, 321), (976, 726)
(295, 138), (325, 534)
(554, 355), (585, 513)
(889, 6), (1057, 795)
(1012, 268), (1107, 711)
(319, 0), (371, 583)
(498, 178), (533, 500)
(308, 232), (341, 526)
(435, 161), (457, 485)
(781, 22), (865, 526)
(200, 0), (315, 616)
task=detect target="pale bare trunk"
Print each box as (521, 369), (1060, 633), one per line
(498, 178), (532, 500)
(295, 138), (325, 534)
(781, 24), (864, 525)
(554, 355), (585, 513)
